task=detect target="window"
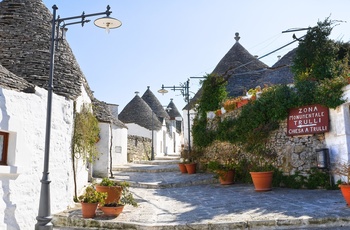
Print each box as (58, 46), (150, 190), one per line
(0, 131), (9, 165)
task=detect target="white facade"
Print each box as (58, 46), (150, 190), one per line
(93, 122), (128, 178)
(182, 108), (195, 151)
(0, 86), (89, 230)
(326, 84), (350, 181)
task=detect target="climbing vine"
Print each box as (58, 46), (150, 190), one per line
(192, 73), (227, 148)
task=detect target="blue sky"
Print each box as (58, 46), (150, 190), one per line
(42, 0), (350, 111)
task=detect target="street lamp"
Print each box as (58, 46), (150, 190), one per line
(35, 5), (121, 230)
(158, 79), (191, 153)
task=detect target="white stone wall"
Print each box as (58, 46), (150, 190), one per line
(112, 126), (128, 166)
(93, 123), (128, 178)
(0, 86), (89, 230)
(326, 84), (350, 181)
(182, 109), (194, 150)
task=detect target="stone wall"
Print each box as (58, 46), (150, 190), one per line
(203, 110), (326, 176)
(127, 135), (152, 162)
(269, 121), (326, 175)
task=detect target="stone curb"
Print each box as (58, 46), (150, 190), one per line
(53, 214), (350, 230)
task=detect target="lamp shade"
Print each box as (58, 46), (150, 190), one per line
(158, 88), (168, 95)
(94, 16), (122, 32)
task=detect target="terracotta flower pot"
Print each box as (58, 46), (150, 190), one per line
(81, 202), (98, 218)
(95, 185), (122, 204)
(178, 163), (187, 173)
(250, 171), (273, 192)
(339, 184), (350, 205)
(185, 163), (197, 174)
(99, 205), (124, 217)
(218, 170), (235, 185)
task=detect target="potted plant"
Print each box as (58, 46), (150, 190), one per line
(78, 185), (107, 218)
(99, 181), (138, 217)
(178, 147), (188, 173)
(178, 157), (187, 173)
(248, 146), (276, 192)
(95, 177), (123, 204)
(183, 148), (201, 174)
(249, 157), (275, 192)
(184, 159), (197, 174)
(207, 160), (235, 185)
(333, 162), (350, 205)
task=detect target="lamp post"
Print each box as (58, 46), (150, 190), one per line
(158, 79), (191, 153)
(151, 111), (155, 160)
(35, 5), (121, 230)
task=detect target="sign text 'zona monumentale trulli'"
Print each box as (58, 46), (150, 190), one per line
(287, 104), (329, 136)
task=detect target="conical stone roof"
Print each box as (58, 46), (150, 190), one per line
(212, 33), (268, 76)
(0, 0), (93, 100)
(166, 99), (182, 133)
(186, 32), (268, 109)
(141, 86), (169, 121)
(119, 92), (162, 131)
(255, 49), (296, 87)
(166, 99), (182, 120)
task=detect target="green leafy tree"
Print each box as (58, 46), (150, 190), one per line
(292, 18), (349, 108)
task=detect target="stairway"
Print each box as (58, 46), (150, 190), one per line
(111, 155), (218, 189)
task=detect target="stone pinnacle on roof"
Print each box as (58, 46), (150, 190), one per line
(234, 32), (240, 43)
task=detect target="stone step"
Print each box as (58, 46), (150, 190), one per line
(133, 159), (180, 165)
(113, 163), (179, 173)
(111, 170), (218, 189)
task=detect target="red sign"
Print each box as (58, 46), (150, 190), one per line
(287, 104), (329, 136)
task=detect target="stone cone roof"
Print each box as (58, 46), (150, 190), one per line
(0, 0), (93, 100)
(141, 86), (169, 121)
(255, 48), (296, 87)
(119, 93), (162, 130)
(166, 99), (182, 120)
(211, 33), (268, 76)
(166, 99), (182, 133)
(186, 32), (268, 110)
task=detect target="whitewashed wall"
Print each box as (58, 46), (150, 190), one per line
(164, 121), (182, 155)
(93, 123), (128, 178)
(0, 85), (90, 230)
(182, 109), (195, 151)
(326, 84), (350, 181)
